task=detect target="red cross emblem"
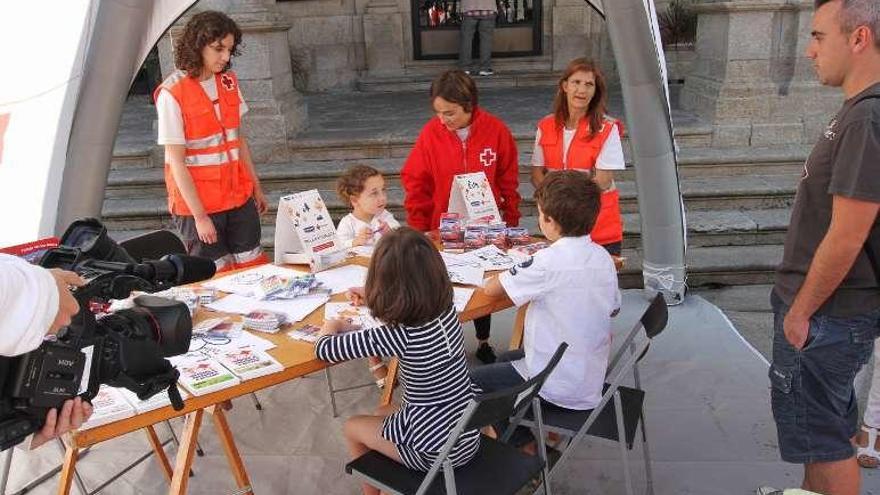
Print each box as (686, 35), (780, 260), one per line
(479, 148), (497, 167)
(220, 74), (235, 91)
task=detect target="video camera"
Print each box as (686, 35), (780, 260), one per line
(0, 219), (216, 450)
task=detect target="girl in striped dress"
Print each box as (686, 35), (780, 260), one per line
(315, 227), (480, 495)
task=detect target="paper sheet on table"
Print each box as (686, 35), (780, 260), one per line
(453, 287), (475, 313)
(324, 302), (382, 328)
(189, 328), (278, 355)
(458, 245), (516, 271)
(315, 264), (368, 294)
(205, 294), (329, 323)
(447, 264), (485, 286)
(202, 264), (308, 297)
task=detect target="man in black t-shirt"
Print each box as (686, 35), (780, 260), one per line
(763, 1), (880, 495)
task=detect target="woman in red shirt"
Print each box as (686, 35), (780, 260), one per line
(401, 70), (521, 363)
(531, 58), (625, 256)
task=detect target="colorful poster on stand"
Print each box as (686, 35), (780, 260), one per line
(274, 189), (344, 269)
(447, 172), (501, 225)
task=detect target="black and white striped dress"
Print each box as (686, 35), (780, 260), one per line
(315, 305), (481, 471)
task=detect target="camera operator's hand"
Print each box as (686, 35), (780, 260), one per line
(48, 269), (85, 334)
(30, 397), (93, 449)
(194, 214), (218, 244)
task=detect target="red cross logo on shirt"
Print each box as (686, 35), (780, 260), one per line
(479, 148), (497, 168)
(220, 74), (235, 92)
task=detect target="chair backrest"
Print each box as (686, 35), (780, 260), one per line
(119, 230), (187, 262)
(640, 293), (668, 339)
(412, 343), (568, 495)
(606, 293), (668, 375)
(465, 342), (568, 432)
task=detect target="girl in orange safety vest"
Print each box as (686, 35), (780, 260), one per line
(154, 11), (268, 273)
(531, 58), (625, 256)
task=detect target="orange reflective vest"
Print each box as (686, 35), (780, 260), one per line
(154, 70), (253, 216)
(537, 114), (624, 246)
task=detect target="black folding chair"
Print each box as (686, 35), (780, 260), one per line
(521, 293), (668, 495)
(119, 229), (187, 262)
(345, 343), (569, 495)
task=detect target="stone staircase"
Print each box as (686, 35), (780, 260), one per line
(104, 89), (807, 289)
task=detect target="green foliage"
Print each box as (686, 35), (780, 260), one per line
(659, 0), (698, 48)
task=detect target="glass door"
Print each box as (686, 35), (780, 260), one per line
(412, 0), (542, 59)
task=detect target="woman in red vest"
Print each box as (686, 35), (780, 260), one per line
(401, 70), (521, 364)
(155, 11), (268, 273)
(531, 58), (625, 256)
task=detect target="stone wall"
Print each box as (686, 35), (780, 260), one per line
(681, 0), (840, 147)
(277, 0), (365, 92)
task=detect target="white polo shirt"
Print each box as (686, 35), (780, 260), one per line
(499, 235), (620, 410)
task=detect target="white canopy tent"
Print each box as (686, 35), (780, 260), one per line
(0, 0), (686, 302)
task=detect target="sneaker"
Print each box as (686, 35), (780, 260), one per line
(476, 342), (497, 364)
(756, 487), (784, 495)
(478, 69), (494, 76)
(462, 69), (472, 75)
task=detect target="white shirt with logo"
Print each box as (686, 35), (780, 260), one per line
(499, 235), (620, 410)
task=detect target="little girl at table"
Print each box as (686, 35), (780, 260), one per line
(335, 164), (401, 387)
(315, 228), (480, 495)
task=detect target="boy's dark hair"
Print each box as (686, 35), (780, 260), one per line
(534, 170), (601, 237)
(336, 165), (382, 204)
(430, 70), (478, 113)
(365, 227), (453, 327)
(174, 11), (242, 78)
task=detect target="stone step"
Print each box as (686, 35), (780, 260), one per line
(101, 179), (792, 247)
(104, 162), (799, 218)
(286, 121), (715, 162)
(357, 68), (558, 93)
(105, 223), (783, 290)
(616, 244), (783, 289)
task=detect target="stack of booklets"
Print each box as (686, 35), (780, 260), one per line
(172, 351), (241, 397)
(80, 386), (137, 430)
(210, 345), (283, 381)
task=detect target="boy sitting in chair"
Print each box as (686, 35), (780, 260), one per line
(474, 170), (621, 444)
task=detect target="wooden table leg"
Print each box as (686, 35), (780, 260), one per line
(379, 358), (399, 407)
(508, 304), (529, 351)
(56, 444), (79, 495)
(207, 406), (252, 494)
(144, 425), (174, 482)
(169, 409), (203, 495)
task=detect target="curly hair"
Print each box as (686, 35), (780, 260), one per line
(336, 165), (382, 204)
(174, 11), (242, 78)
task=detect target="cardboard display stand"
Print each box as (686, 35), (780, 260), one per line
(446, 172), (502, 225)
(273, 190), (346, 271)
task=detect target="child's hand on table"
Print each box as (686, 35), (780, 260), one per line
(319, 318), (361, 336)
(353, 227), (371, 247)
(345, 287), (366, 306)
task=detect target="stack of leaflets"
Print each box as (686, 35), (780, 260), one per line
(212, 345), (283, 380)
(172, 352), (241, 397)
(243, 310), (286, 334)
(80, 385), (137, 430)
(193, 317), (244, 339)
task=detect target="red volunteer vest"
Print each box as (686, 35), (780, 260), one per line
(537, 114), (624, 246)
(154, 70), (253, 216)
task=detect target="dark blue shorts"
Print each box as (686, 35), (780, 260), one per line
(769, 291), (879, 464)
